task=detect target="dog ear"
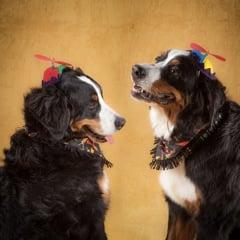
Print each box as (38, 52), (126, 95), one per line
(206, 79), (226, 125)
(24, 86), (71, 141)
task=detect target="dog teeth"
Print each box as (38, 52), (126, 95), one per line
(133, 85), (154, 100)
(133, 85), (143, 93)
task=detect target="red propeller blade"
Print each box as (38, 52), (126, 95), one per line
(54, 60), (73, 67)
(190, 43), (208, 53)
(34, 54), (53, 62)
(35, 54), (73, 66)
(209, 53), (226, 61)
(190, 43), (226, 61)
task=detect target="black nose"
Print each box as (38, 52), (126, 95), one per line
(114, 117), (126, 130)
(132, 64), (146, 80)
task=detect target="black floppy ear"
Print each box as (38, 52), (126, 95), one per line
(24, 85), (71, 140)
(207, 80), (226, 125)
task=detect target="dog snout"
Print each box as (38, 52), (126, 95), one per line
(114, 116), (126, 130)
(132, 64), (146, 81)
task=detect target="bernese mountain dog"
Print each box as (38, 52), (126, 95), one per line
(0, 67), (125, 240)
(131, 49), (240, 240)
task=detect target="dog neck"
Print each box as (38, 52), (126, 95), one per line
(26, 129), (113, 168)
(64, 137), (113, 168)
(150, 102), (228, 170)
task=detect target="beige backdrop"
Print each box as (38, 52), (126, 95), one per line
(0, 0), (240, 239)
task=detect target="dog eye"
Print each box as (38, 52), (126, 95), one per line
(89, 99), (99, 110)
(169, 66), (179, 75)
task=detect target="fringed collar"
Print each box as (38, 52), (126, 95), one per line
(27, 130), (113, 168)
(150, 103), (228, 170)
(64, 138), (113, 168)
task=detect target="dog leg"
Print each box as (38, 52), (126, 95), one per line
(166, 200), (196, 240)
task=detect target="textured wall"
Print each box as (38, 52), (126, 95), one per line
(0, 0), (239, 239)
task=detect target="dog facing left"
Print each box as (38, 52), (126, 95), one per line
(0, 67), (125, 240)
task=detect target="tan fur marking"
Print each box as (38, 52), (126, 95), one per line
(151, 81), (186, 123)
(184, 189), (202, 216)
(167, 216), (196, 240)
(91, 94), (98, 101)
(169, 59), (180, 65)
(71, 119), (101, 132)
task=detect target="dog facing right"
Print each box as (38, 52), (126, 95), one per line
(131, 49), (240, 240)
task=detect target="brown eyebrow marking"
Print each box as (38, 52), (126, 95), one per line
(91, 94), (98, 101)
(169, 59), (180, 65)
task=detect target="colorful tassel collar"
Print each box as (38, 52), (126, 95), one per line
(27, 129), (113, 168)
(64, 137), (113, 168)
(150, 102), (227, 170)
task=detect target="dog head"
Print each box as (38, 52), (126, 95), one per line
(24, 68), (125, 142)
(131, 49), (196, 106)
(131, 49), (226, 139)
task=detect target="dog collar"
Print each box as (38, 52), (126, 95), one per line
(64, 138), (113, 168)
(150, 102), (227, 170)
(27, 129), (112, 168)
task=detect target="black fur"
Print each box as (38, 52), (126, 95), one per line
(167, 101), (240, 240)
(132, 50), (240, 239)
(0, 68), (109, 240)
(163, 54), (240, 239)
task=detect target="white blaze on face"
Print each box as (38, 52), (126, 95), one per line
(156, 49), (190, 80)
(78, 76), (119, 135)
(136, 49), (190, 89)
(156, 49), (190, 68)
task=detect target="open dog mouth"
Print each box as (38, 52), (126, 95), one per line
(82, 126), (113, 144)
(131, 85), (176, 105)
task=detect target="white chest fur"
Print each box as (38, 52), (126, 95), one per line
(149, 106), (198, 207)
(149, 106), (174, 140)
(159, 162), (197, 207)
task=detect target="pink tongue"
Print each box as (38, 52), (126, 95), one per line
(105, 135), (114, 144)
